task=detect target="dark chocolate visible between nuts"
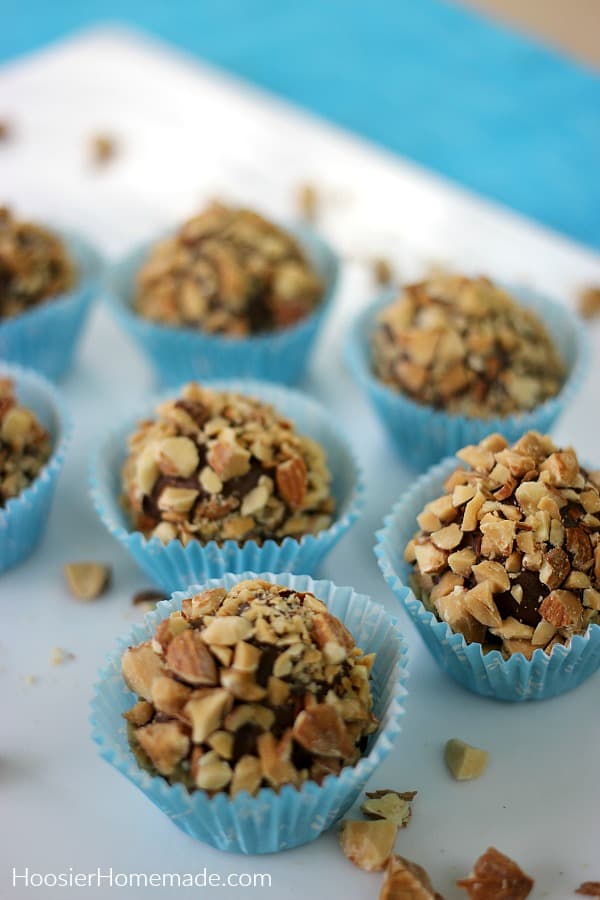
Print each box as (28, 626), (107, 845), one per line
(122, 579), (378, 795)
(406, 431), (600, 659)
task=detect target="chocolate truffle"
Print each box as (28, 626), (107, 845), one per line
(0, 207), (76, 320)
(122, 579), (378, 794)
(135, 202), (323, 336)
(372, 275), (564, 417)
(406, 431), (600, 658)
(0, 377), (51, 506)
(122, 382), (335, 546)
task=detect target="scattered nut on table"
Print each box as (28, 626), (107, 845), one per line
(296, 182), (318, 221)
(0, 120), (12, 141)
(457, 846), (534, 899)
(379, 855), (442, 900)
(89, 133), (118, 166)
(132, 588), (167, 608)
(339, 819), (397, 872)
(372, 257), (394, 286)
(576, 884), (600, 897)
(51, 647), (75, 666)
(578, 286), (600, 320)
(361, 789), (417, 827)
(445, 738), (489, 781)
(64, 562), (111, 601)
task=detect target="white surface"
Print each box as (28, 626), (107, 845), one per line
(1, 27), (600, 900)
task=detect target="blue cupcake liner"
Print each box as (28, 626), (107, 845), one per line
(89, 379), (364, 591)
(346, 285), (590, 471)
(0, 232), (103, 381)
(375, 455), (600, 701)
(105, 225), (339, 387)
(0, 363), (71, 573)
(90, 571), (409, 853)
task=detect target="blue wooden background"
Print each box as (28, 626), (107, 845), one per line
(2, 0), (599, 249)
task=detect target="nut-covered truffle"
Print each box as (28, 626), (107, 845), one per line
(372, 275), (564, 417)
(406, 431), (600, 659)
(135, 202), (323, 336)
(0, 207), (76, 320)
(122, 579), (378, 795)
(122, 383), (335, 546)
(0, 377), (51, 506)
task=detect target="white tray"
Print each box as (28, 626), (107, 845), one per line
(1, 27), (599, 900)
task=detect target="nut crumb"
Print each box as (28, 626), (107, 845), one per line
(445, 738), (488, 781)
(297, 182), (318, 221)
(576, 884), (600, 897)
(51, 647), (75, 666)
(90, 133), (117, 166)
(372, 257), (394, 286)
(457, 847), (533, 899)
(0, 120), (12, 141)
(578, 287), (600, 320)
(362, 789), (417, 827)
(23, 674), (38, 686)
(339, 819), (397, 872)
(380, 855), (442, 900)
(64, 562), (111, 601)
(132, 588), (166, 608)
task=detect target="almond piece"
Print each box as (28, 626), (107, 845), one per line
(166, 630), (218, 685)
(445, 738), (488, 780)
(123, 700), (154, 726)
(232, 641), (262, 672)
(184, 688), (232, 743)
(457, 846), (534, 899)
(339, 820), (397, 872)
(461, 491), (486, 532)
(275, 456), (307, 509)
(157, 486), (199, 513)
(257, 730), (299, 789)
(64, 562), (110, 601)
(515, 480), (549, 515)
(230, 754), (263, 797)
(194, 750), (232, 791)
(151, 675), (192, 716)
(566, 527), (593, 571)
(156, 436), (199, 477)
(240, 483), (270, 516)
(471, 560), (510, 593)
(224, 703), (275, 733)
(539, 547), (571, 590)
(463, 582), (502, 628)
(539, 590), (584, 629)
(135, 722), (190, 776)
(207, 729), (234, 759)
(540, 449), (579, 487)
(219, 668), (266, 701)
(576, 882), (600, 896)
(431, 523), (462, 550)
(414, 541), (448, 574)
(480, 516), (516, 558)
(448, 547), (477, 576)
(361, 790), (416, 828)
(199, 466), (223, 494)
(293, 703), (354, 759)
(312, 611), (355, 653)
(122, 643), (165, 701)
(380, 855), (440, 900)
(206, 438), (251, 481)
(201, 615), (253, 646)
(457, 444), (495, 472)
(435, 591), (486, 644)
(182, 588), (226, 621)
